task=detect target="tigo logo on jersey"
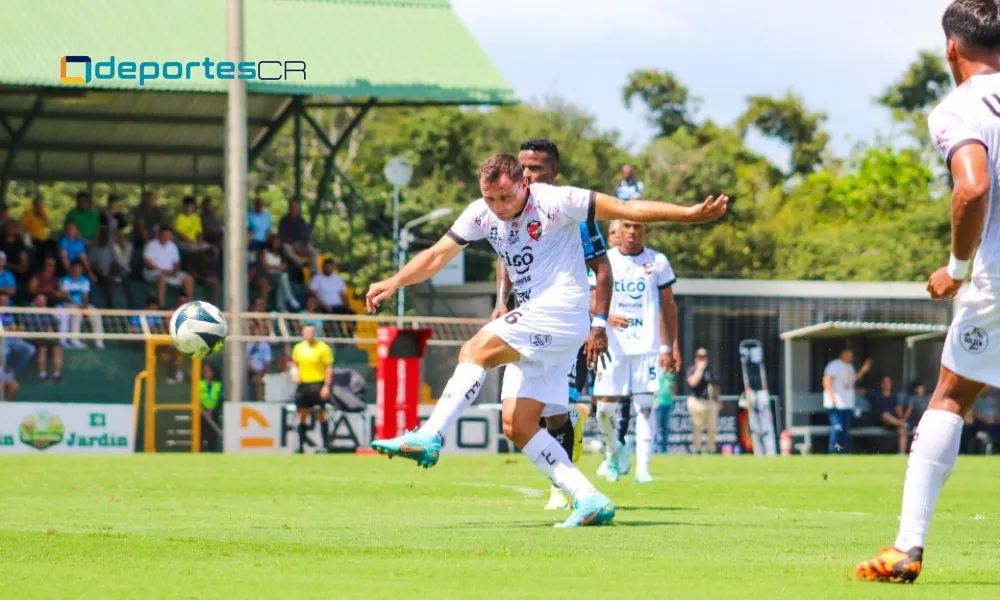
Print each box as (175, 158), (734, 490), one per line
(60, 55), (307, 86)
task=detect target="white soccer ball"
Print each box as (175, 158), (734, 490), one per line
(169, 301), (228, 359)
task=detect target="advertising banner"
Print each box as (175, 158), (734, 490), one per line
(0, 403), (135, 454)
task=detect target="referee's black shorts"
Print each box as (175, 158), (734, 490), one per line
(295, 382), (326, 410)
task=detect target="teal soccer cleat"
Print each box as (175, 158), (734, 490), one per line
(371, 430), (442, 468)
(554, 493), (616, 528)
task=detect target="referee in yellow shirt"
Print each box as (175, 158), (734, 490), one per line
(291, 324), (335, 453)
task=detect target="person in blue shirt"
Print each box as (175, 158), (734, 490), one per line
(491, 137), (613, 511)
(248, 195), (273, 252)
(615, 165), (645, 200)
(59, 222), (92, 276)
(0, 251), (16, 297)
(59, 260), (105, 350)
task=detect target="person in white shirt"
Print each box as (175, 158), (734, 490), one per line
(142, 227), (194, 308)
(822, 348), (872, 454)
(309, 259), (351, 314)
(365, 152), (728, 528)
(246, 321), (273, 402)
(857, 1), (1000, 583)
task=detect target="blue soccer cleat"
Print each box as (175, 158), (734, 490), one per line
(371, 430), (441, 468)
(554, 493), (616, 528)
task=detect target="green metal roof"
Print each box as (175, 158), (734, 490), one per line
(0, 0), (516, 104)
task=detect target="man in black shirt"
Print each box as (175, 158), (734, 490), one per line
(869, 375), (910, 455)
(278, 200), (319, 274)
(686, 348), (719, 454)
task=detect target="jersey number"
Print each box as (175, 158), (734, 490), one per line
(504, 311), (523, 324)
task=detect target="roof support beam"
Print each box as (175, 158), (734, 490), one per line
(303, 98), (374, 229)
(248, 97), (300, 164)
(0, 116), (13, 138)
(6, 169), (221, 186)
(1, 109), (273, 127)
(1, 96), (42, 201)
(17, 141), (222, 156)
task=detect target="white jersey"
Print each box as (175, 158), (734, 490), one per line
(606, 246), (676, 355)
(448, 183), (594, 308)
(929, 73), (1000, 290)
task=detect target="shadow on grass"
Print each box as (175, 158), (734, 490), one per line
(616, 505), (695, 512)
(423, 519), (717, 530)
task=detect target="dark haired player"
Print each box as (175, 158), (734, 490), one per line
(857, 0), (1000, 583)
(366, 152), (727, 527)
(490, 137), (613, 510)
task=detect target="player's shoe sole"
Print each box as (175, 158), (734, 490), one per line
(855, 546), (923, 583)
(554, 493), (616, 528)
(543, 487), (571, 511)
(370, 431), (441, 469)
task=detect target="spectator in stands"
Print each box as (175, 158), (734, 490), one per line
(962, 388), (1000, 454)
(0, 291), (36, 380)
(255, 233), (299, 311)
(0, 252), (16, 297)
(28, 257), (63, 307)
(870, 375), (910, 455)
(1, 359), (18, 399)
(20, 197), (54, 266)
(0, 202), (8, 230)
(65, 191), (100, 243)
(246, 321), (273, 401)
(200, 197), (223, 256)
(143, 226), (194, 308)
(309, 258), (350, 314)
(132, 191), (167, 255)
(128, 296), (166, 334)
(278, 200), (319, 274)
(60, 260), (105, 350)
(1, 221), (30, 289)
(99, 194), (128, 239)
(248, 195), (272, 252)
(686, 348), (720, 454)
(248, 296), (274, 336)
(615, 165), (645, 201)
(822, 348), (872, 454)
(200, 362), (223, 452)
(300, 295), (327, 334)
(607, 219), (622, 249)
(174, 196), (206, 255)
(24, 293), (63, 382)
(89, 226), (134, 308)
(906, 380), (928, 427)
(59, 222), (92, 276)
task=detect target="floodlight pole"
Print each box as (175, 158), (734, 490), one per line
(224, 0), (248, 403)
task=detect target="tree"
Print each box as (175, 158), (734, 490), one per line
(877, 51), (952, 147)
(623, 69), (700, 138)
(738, 93), (830, 176)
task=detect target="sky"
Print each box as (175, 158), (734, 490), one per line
(450, 0), (953, 167)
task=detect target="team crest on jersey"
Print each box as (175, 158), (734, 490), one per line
(487, 222), (501, 244)
(934, 127), (950, 150)
(527, 220), (542, 241)
(960, 325), (988, 354)
(530, 333), (552, 348)
(507, 225), (520, 245)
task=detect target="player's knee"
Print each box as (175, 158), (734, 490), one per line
(501, 409), (540, 447)
(458, 332), (511, 369)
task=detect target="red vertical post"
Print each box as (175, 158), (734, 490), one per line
(375, 327), (398, 440)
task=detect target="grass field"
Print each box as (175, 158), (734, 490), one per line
(2, 453), (1000, 599)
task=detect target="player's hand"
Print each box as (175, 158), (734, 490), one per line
(672, 347), (683, 374)
(490, 303), (509, 320)
(659, 351), (671, 372)
(927, 267), (963, 300)
(365, 277), (398, 313)
(687, 195), (729, 223)
(320, 386), (330, 400)
(608, 314), (629, 329)
(585, 327), (609, 370)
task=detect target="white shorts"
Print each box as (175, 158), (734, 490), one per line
(942, 284), (1000, 388)
(484, 295), (589, 416)
(593, 352), (658, 399)
(144, 269), (188, 287)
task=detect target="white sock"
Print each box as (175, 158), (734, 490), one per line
(596, 401), (619, 460)
(419, 363), (486, 438)
(636, 408), (653, 475)
(522, 429), (598, 500)
(894, 409), (964, 550)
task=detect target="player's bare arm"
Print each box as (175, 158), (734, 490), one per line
(320, 361), (334, 400)
(366, 235), (465, 312)
(928, 143), (990, 300)
(585, 253), (611, 368)
(594, 192), (728, 224)
(491, 258), (513, 320)
(659, 286), (680, 374)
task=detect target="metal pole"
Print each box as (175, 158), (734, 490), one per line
(392, 186), (401, 271)
(223, 0), (248, 404)
(397, 229), (408, 320)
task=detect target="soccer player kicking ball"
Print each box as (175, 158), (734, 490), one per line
(367, 153), (727, 527)
(592, 221), (678, 483)
(491, 138), (613, 511)
(856, 0), (1000, 582)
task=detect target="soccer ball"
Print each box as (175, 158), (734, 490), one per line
(169, 301), (228, 359)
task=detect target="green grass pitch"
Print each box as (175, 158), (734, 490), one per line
(2, 454), (999, 599)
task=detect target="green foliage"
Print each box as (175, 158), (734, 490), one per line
(623, 69), (700, 137)
(738, 93), (830, 175)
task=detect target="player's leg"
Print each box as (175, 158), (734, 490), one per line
(541, 410), (574, 510)
(630, 354), (657, 481)
(616, 399), (633, 475)
(593, 354), (627, 480)
(315, 400), (331, 452)
(503, 394), (614, 528)
(294, 384), (316, 453)
(757, 390), (778, 456)
(687, 397), (706, 454)
(856, 365), (985, 583)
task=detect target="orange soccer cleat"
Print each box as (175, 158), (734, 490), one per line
(855, 546), (923, 583)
